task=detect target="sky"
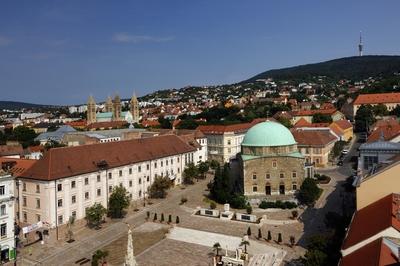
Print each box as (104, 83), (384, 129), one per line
(0, 1), (399, 105)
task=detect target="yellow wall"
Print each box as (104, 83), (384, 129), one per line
(356, 162), (400, 210)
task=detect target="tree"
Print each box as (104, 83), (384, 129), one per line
(372, 103), (388, 116)
(303, 249), (327, 266)
(213, 242), (222, 257)
(108, 185), (130, 218)
(277, 116), (292, 128)
(66, 216), (75, 242)
(168, 214), (172, 224)
(209, 160), (220, 170)
(198, 161), (210, 179)
(267, 231), (272, 241)
(11, 126), (37, 148)
(148, 175), (172, 198)
(390, 104), (400, 117)
(86, 203), (107, 229)
(277, 233), (282, 244)
(176, 118), (199, 130)
(160, 213), (165, 223)
(246, 204), (252, 214)
(91, 249), (109, 266)
(158, 116), (172, 129)
(176, 216), (180, 224)
(210, 201), (217, 209)
(298, 178), (322, 206)
(247, 226), (251, 236)
(258, 228), (262, 239)
(312, 113), (333, 123)
(355, 104), (375, 132)
(183, 163), (199, 184)
(44, 140), (66, 150)
(240, 240), (250, 254)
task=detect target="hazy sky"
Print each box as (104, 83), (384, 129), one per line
(0, 1), (399, 105)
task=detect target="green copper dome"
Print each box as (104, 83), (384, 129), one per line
(242, 121), (296, 147)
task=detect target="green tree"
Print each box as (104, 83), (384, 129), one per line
(176, 118), (199, 129)
(86, 203), (107, 229)
(247, 226), (251, 236)
(148, 176), (172, 198)
(108, 185), (130, 218)
(11, 126), (37, 148)
(355, 104), (375, 132)
(303, 249), (327, 266)
(277, 116), (292, 128)
(390, 104), (400, 117)
(168, 214), (172, 224)
(91, 249), (109, 266)
(213, 242), (222, 257)
(240, 240), (250, 254)
(66, 216), (75, 242)
(312, 113), (332, 123)
(160, 213), (165, 223)
(209, 160), (220, 170)
(183, 163), (199, 184)
(372, 103), (388, 116)
(246, 204), (252, 214)
(158, 116), (172, 129)
(197, 161), (210, 179)
(267, 231), (272, 241)
(258, 228), (262, 239)
(298, 178), (322, 206)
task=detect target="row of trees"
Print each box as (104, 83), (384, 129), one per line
(0, 125), (38, 148)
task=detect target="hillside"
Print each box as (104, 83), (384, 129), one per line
(246, 55), (400, 82)
(0, 101), (59, 110)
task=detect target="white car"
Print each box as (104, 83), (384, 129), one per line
(341, 149), (349, 155)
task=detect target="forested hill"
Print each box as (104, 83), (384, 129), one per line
(0, 101), (58, 110)
(246, 55), (400, 82)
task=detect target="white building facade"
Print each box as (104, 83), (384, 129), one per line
(0, 173), (15, 262)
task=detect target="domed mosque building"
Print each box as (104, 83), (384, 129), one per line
(239, 121), (313, 197)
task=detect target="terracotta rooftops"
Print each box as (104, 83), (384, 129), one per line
(368, 123), (400, 143)
(340, 237), (400, 266)
(291, 109), (338, 116)
(354, 92), (400, 105)
(197, 118), (270, 135)
(86, 121), (127, 130)
(291, 129), (337, 146)
(342, 193), (400, 250)
(332, 119), (353, 130)
(21, 134), (196, 181)
(0, 158), (36, 177)
(0, 144), (24, 157)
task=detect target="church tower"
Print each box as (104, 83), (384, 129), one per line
(105, 96), (113, 113)
(87, 95), (97, 125)
(130, 93), (139, 123)
(112, 94), (122, 121)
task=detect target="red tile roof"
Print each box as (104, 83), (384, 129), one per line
(342, 194), (400, 250)
(368, 124), (400, 143)
(340, 238), (399, 266)
(291, 129), (337, 146)
(0, 158), (36, 177)
(86, 121), (128, 130)
(291, 108), (339, 116)
(197, 118), (270, 135)
(21, 135), (196, 181)
(332, 119), (353, 130)
(0, 145), (24, 157)
(354, 93), (400, 105)
(294, 118), (311, 127)
(66, 120), (87, 128)
(141, 120), (160, 128)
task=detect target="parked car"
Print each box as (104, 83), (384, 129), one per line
(341, 149), (349, 155)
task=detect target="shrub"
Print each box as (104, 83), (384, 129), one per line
(259, 200), (297, 209)
(180, 197), (188, 205)
(247, 226), (251, 236)
(168, 214), (172, 224)
(292, 210), (299, 219)
(229, 194), (248, 209)
(246, 205), (253, 214)
(160, 213), (164, 223)
(210, 201), (217, 209)
(153, 213), (157, 221)
(298, 178), (322, 206)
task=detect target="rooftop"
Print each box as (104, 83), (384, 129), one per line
(242, 121), (296, 147)
(354, 92), (400, 105)
(291, 129), (337, 146)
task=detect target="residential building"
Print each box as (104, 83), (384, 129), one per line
(367, 119), (400, 143)
(0, 169), (16, 262)
(290, 109), (345, 124)
(197, 118), (268, 164)
(292, 129), (337, 167)
(330, 119), (354, 141)
(18, 135), (196, 228)
(239, 121), (312, 197)
(358, 140), (400, 175)
(353, 92), (400, 116)
(34, 125), (77, 145)
(0, 145), (24, 159)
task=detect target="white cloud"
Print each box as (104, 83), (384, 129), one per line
(112, 33), (174, 43)
(0, 36), (12, 46)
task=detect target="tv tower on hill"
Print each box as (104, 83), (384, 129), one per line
(358, 31), (363, 56)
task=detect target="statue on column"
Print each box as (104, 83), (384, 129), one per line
(124, 224), (138, 266)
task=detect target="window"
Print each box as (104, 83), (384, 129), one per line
(170, 159), (173, 165)
(252, 173), (257, 180)
(292, 183), (297, 190)
(0, 205), (5, 216)
(1, 223), (6, 238)
(227, 139), (231, 145)
(23, 212), (27, 222)
(97, 188), (101, 196)
(22, 183), (26, 192)
(108, 172), (112, 179)
(85, 177), (89, 185)
(139, 178), (142, 185)
(23, 196), (27, 207)
(147, 176), (150, 182)
(36, 184), (40, 193)
(71, 211), (76, 219)
(139, 190), (142, 197)
(252, 186), (258, 192)
(129, 168), (132, 175)
(85, 192), (89, 200)
(57, 183), (62, 192)
(0, 186), (5, 196)
(72, 195), (76, 204)
(228, 148), (231, 153)
(119, 170), (122, 177)
(272, 161), (277, 168)
(280, 173), (285, 179)
(166, 160), (168, 166)
(177, 157), (180, 163)
(57, 199), (63, 207)
(97, 175), (101, 182)
(36, 199), (40, 209)
(147, 164), (150, 170)
(58, 215), (63, 225)
(109, 186), (112, 193)
(36, 214), (41, 222)
(154, 162), (157, 168)
(138, 166), (141, 172)
(178, 168), (180, 173)
(266, 173), (270, 179)
(129, 180), (132, 187)
(161, 161), (163, 167)
(71, 180), (76, 188)
(292, 172), (297, 178)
